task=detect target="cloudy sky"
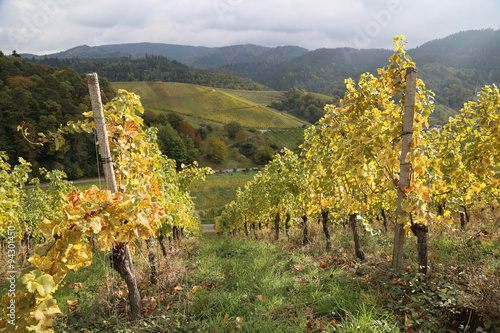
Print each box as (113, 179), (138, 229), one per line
(0, 0), (499, 55)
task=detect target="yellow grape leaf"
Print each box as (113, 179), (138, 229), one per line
(89, 217), (103, 234)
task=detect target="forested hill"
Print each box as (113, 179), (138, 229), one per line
(0, 52), (115, 179)
(217, 30), (500, 113)
(182, 44), (309, 69)
(29, 55), (269, 91)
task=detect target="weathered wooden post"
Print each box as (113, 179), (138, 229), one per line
(392, 67), (417, 272)
(87, 73), (142, 320)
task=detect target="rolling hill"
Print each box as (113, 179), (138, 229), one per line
(111, 81), (303, 128)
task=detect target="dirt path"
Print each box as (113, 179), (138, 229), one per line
(202, 224), (215, 232)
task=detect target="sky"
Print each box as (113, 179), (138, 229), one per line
(0, 0), (499, 55)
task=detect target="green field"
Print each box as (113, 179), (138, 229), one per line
(263, 128), (305, 150)
(111, 82), (302, 128)
(219, 89), (286, 106)
(188, 171), (257, 211)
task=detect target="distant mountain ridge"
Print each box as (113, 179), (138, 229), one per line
(17, 29), (500, 124)
(20, 43), (308, 64)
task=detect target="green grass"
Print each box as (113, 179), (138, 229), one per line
(125, 234), (398, 332)
(111, 82), (303, 128)
(2, 206), (499, 332)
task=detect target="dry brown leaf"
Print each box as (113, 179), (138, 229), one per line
(172, 285), (183, 294)
(223, 313), (230, 322)
(150, 297), (157, 310)
(191, 285), (202, 293)
(404, 314), (413, 328)
(66, 300), (79, 307)
(256, 294), (266, 301)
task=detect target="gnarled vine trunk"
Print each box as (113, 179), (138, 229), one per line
(111, 244), (142, 320)
(146, 236), (158, 285)
(410, 223), (428, 278)
(349, 214), (365, 261)
(302, 215), (309, 246)
(381, 209), (388, 233)
(157, 233), (168, 258)
(274, 212), (280, 240)
(321, 210), (332, 252)
(244, 216), (249, 237)
(22, 229), (32, 259)
(285, 213), (291, 239)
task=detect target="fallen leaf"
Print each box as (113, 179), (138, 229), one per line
(172, 285), (183, 294)
(66, 300), (79, 307)
(256, 294), (266, 301)
(187, 292), (196, 300)
(116, 289), (127, 299)
(319, 261), (328, 269)
(223, 313), (230, 322)
(191, 285), (202, 293)
(314, 318), (325, 326)
(404, 314), (413, 328)
(294, 264), (303, 272)
(150, 297), (157, 310)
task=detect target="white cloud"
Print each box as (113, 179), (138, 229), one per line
(0, 0), (498, 54)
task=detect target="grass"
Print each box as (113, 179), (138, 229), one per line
(169, 234), (399, 332)
(1, 204), (498, 332)
(111, 82), (303, 128)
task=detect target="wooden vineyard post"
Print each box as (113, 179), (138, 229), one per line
(87, 73), (142, 320)
(392, 67), (417, 272)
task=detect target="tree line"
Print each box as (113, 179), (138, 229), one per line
(0, 51), (115, 179)
(28, 54), (269, 91)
